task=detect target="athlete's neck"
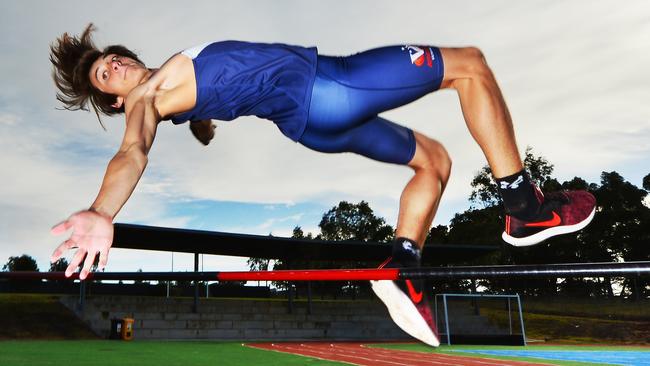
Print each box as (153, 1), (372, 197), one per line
(138, 68), (158, 85)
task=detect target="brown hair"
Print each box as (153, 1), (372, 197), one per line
(49, 23), (144, 128)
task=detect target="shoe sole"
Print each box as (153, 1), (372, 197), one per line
(370, 280), (440, 347)
(502, 207), (596, 247)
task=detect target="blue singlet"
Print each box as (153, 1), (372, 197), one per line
(171, 41), (317, 141)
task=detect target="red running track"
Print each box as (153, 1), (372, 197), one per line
(247, 342), (552, 366)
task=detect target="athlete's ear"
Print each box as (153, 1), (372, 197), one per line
(111, 96), (124, 109)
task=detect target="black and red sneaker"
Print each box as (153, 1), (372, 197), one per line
(371, 254), (440, 347)
(502, 189), (596, 247)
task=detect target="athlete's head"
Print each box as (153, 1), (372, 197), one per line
(49, 23), (146, 121)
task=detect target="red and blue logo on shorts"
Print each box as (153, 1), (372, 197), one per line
(402, 45), (434, 68)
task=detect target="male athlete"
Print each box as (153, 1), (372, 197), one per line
(49, 24), (596, 346)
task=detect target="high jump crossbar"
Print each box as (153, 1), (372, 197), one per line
(2, 261), (649, 282)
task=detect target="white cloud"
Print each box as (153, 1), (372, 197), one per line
(219, 213), (307, 237)
(0, 112), (19, 126)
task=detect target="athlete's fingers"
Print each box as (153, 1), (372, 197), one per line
(51, 220), (73, 235)
(79, 251), (97, 280)
(66, 249), (86, 277)
(50, 219), (74, 235)
(51, 239), (76, 263)
(97, 249), (110, 272)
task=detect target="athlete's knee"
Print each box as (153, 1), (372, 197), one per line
(430, 141), (452, 184)
(468, 47), (492, 76)
(410, 134), (452, 182)
(463, 46), (486, 62)
(442, 46), (493, 88)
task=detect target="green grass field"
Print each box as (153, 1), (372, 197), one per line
(0, 340), (342, 366)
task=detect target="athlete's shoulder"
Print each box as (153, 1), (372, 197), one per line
(125, 54), (192, 101)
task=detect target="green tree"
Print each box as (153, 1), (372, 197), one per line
(583, 172), (650, 298)
(47, 258), (69, 285)
(49, 258), (69, 272)
(425, 225), (449, 244)
(290, 226), (313, 240)
(246, 257), (270, 271)
(3, 254), (39, 271)
(318, 201), (394, 242)
(292, 226), (305, 239)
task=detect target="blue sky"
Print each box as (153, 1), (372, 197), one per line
(1, 0), (649, 274)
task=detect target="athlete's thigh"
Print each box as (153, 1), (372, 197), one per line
(311, 45), (445, 126)
(298, 115), (416, 165)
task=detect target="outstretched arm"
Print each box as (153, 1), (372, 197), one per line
(90, 98), (158, 218)
(51, 91), (160, 279)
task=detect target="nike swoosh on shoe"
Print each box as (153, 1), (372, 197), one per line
(524, 211), (561, 227)
(406, 280), (423, 303)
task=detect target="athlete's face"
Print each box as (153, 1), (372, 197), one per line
(89, 54), (147, 99)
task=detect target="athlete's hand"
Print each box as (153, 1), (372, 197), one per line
(189, 119), (216, 146)
(50, 210), (114, 280)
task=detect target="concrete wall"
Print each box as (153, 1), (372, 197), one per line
(59, 295), (411, 341)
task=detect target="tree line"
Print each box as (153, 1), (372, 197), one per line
(249, 148), (650, 299)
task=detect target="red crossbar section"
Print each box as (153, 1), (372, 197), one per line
(217, 268), (399, 281)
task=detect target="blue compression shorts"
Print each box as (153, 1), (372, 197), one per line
(299, 45), (444, 165)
